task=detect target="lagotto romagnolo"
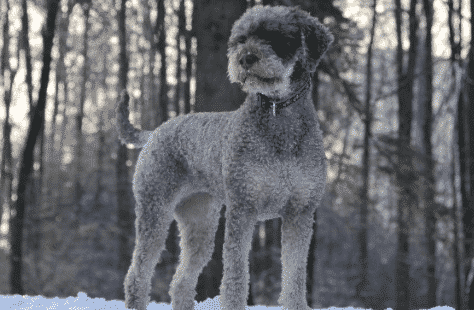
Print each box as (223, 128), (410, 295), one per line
(117, 5), (333, 310)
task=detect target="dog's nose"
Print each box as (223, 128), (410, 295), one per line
(239, 53), (259, 69)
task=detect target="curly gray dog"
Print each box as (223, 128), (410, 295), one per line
(118, 5), (332, 310)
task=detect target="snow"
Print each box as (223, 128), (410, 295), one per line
(0, 293), (455, 310)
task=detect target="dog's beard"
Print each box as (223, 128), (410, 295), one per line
(239, 63), (295, 98)
(243, 74), (277, 84)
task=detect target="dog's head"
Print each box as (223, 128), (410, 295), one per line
(227, 5), (333, 98)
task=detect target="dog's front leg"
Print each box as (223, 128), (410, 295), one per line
(220, 205), (257, 310)
(279, 206), (315, 310)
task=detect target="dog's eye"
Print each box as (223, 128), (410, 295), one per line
(236, 36), (247, 44)
(229, 36), (246, 49)
(268, 37), (299, 60)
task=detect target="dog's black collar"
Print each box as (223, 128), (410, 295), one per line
(257, 77), (311, 116)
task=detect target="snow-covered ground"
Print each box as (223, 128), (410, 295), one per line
(0, 292), (455, 310)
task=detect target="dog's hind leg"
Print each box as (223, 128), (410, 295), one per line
(124, 202), (174, 310)
(169, 193), (221, 310)
(278, 205), (315, 310)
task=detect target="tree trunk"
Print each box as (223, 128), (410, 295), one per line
(464, 0), (474, 307)
(193, 0), (246, 112)
(458, 53), (470, 310)
(21, 0), (34, 113)
(156, 0), (168, 123)
(183, 0), (192, 115)
(356, 0), (376, 304)
(449, 13), (465, 309)
(141, 0), (158, 128)
(174, 0), (184, 116)
(10, 0), (61, 294)
(196, 207), (225, 301)
(48, 1), (72, 203)
(453, 142), (463, 309)
(1, 0), (15, 255)
(116, 0), (134, 300)
(394, 0), (418, 308)
(447, 0), (461, 63)
(422, 0), (437, 306)
(75, 2), (90, 222)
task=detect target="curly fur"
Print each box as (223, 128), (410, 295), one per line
(120, 5), (332, 310)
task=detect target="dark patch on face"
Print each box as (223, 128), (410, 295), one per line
(305, 31), (324, 63)
(228, 20), (301, 61)
(249, 21), (301, 60)
(304, 24), (333, 65)
(290, 61), (305, 81)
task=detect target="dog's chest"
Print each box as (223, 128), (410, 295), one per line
(240, 158), (324, 220)
(222, 107), (326, 219)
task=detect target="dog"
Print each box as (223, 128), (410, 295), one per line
(118, 5), (332, 310)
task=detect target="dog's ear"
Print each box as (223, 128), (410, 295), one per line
(299, 15), (334, 72)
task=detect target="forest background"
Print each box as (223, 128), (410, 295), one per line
(0, 0), (473, 309)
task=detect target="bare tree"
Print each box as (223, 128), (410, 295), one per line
(21, 0), (33, 113)
(47, 0), (73, 203)
(175, 0), (184, 116)
(421, 0), (437, 306)
(464, 0), (474, 307)
(1, 0), (16, 249)
(447, 0), (462, 63)
(453, 135), (463, 309)
(116, 0), (134, 300)
(356, 0), (377, 303)
(75, 1), (91, 223)
(141, 0), (158, 128)
(394, 0), (418, 308)
(10, 0), (61, 294)
(193, 0), (246, 112)
(156, 0), (168, 124)
(183, 0), (193, 115)
(451, 0), (470, 308)
(458, 55), (470, 310)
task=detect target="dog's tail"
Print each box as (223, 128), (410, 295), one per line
(115, 90), (153, 148)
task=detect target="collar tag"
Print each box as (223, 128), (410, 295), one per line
(272, 102), (276, 116)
